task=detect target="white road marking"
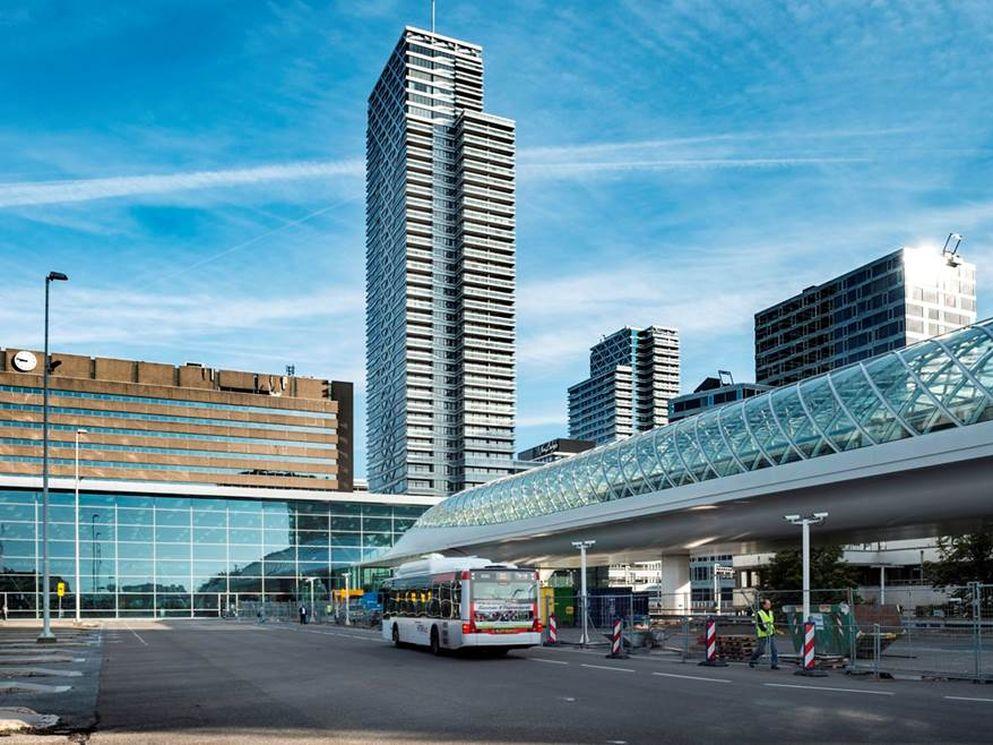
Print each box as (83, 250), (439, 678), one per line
(123, 622), (148, 646)
(653, 671), (732, 684)
(764, 683), (894, 696)
(945, 695), (993, 703)
(581, 663), (635, 673)
(530, 658), (569, 665)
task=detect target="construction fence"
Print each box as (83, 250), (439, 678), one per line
(539, 583), (993, 683)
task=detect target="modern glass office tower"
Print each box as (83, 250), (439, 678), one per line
(755, 246), (977, 387)
(568, 327), (680, 445)
(366, 27), (517, 498)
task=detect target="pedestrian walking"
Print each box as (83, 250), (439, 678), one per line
(299, 603), (307, 625)
(749, 598), (780, 669)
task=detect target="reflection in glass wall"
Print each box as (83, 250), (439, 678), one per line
(0, 489), (427, 618)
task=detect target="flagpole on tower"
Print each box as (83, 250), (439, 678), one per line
(431, 0), (436, 32)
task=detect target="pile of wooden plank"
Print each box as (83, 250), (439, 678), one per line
(715, 633), (756, 661)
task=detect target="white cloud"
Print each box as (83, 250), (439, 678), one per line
(0, 125), (893, 210)
(519, 156), (868, 179)
(0, 158), (364, 208)
(0, 284), (364, 352)
(516, 410), (568, 429)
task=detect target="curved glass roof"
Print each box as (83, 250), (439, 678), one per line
(416, 320), (993, 529)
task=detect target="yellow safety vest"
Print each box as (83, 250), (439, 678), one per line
(756, 608), (775, 638)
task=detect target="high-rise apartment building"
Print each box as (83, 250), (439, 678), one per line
(755, 246), (977, 387)
(568, 327), (679, 445)
(366, 27), (516, 497)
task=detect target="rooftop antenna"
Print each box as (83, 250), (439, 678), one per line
(942, 231), (964, 259)
(431, 0), (436, 32)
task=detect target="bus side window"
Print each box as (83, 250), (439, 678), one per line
(428, 585), (441, 618)
(451, 582), (461, 619)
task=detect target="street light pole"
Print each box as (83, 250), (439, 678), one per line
(571, 539), (595, 646)
(342, 572), (351, 626)
(38, 271), (68, 644)
(304, 577), (317, 623)
(784, 512), (828, 621)
(74, 428), (87, 622)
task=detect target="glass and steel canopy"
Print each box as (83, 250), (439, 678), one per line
(416, 320), (993, 529)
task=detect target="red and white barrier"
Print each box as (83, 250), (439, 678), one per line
(545, 613), (558, 646)
(699, 616), (728, 667)
(606, 617), (627, 659)
(795, 619), (828, 677)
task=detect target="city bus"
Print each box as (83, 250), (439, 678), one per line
(380, 554), (542, 655)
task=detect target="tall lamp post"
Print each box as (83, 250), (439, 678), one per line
(784, 512), (828, 621)
(73, 428), (87, 622)
(571, 539), (595, 646)
(38, 271), (69, 644)
(303, 577), (317, 623)
(342, 572), (351, 626)
(90, 515), (99, 595)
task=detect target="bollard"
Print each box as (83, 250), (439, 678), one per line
(606, 617), (628, 659)
(699, 616), (728, 667)
(795, 620), (828, 677)
(545, 613), (558, 646)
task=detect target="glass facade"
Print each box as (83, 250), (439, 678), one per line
(0, 489), (428, 618)
(414, 320), (993, 529)
(755, 247), (977, 387)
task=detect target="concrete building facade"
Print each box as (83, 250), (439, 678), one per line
(755, 246), (977, 387)
(366, 27), (517, 498)
(669, 371), (772, 423)
(0, 349), (352, 491)
(568, 326), (679, 445)
(516, 438), (595, 466)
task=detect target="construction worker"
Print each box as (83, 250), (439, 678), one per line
(749, 598), (780, 669)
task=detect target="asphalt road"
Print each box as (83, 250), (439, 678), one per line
(88, 619), (993, 745)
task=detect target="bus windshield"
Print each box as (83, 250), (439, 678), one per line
(470, 570), (536, 630)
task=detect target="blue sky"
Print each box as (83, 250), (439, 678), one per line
(2, 0), (993, 477)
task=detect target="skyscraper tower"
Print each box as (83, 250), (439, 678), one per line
(568, 326), (680, 445)
(366, 27), (517, 497)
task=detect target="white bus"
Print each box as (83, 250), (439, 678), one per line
(381, 554), (542, 655)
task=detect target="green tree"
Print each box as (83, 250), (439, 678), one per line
(758, 545), (859, 607)
(926, 532), (993, 587)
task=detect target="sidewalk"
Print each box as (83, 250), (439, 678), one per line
(0, 621), (103, 737)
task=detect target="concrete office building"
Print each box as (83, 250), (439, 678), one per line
(0, 349), (352, 491)
(366, 27), (517, 498)
(668, 371), (772, 423)
(0, 349), (440, 618)
(517, 438), (595, 465)
(568, 327), (679, 445)
(755, 245), (977, 387)
(516, 438), (595, 466)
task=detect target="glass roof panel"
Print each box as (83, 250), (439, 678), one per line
(771, 386), (821, 458)
(412, 321), (993, 529)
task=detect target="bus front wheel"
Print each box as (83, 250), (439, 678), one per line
(392, 624), (401, 647)
(430, 626), (441, 656)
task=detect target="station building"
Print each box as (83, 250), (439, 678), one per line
(0, 349), (438, 618)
